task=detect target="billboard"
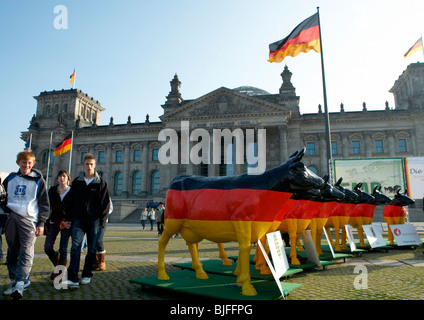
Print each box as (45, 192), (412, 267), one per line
(405, 157), (424, 199)
(333, 158), (407, 198)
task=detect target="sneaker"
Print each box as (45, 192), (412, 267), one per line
(11, 281), (25, 300)
(3, 283), (15, 296)
(81, 277), (91, 285)
(3, 280), (30, 296)
(62, 280), (79, 289)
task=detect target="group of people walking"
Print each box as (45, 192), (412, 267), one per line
(0, 151), (111, 299)
(140, 203), (165, 236)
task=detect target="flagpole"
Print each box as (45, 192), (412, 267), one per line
(68, 131), (74, 176)
(46, 132), (53, 188)
(316, 7), (333, 181)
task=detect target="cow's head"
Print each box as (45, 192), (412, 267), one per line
(372, 185), (391, 205)
(319, 175), (345, 201)
(352, 183), (375, 204)
(272, 161), (324, 192)
(333, 177), (358, 203)
(291, 187), (321, 201)
(389, 189), (415, 207)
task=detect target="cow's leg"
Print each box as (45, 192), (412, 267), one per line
(233, 221), (256, 296)
(333, 218), (342, 252)
(286, 219), (301, 265)
(187, 242), (208, 279)
(357, 224), (366, 247)
(384, 217), (395, 245)
(217, 243), (232, 266)
(252, 237), (272, 275)
(158, 219), (183, 280)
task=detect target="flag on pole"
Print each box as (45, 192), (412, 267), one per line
(70, 67), (76, 87)
(404, 37), (423, 59)
(268, 12), (320, 63)
(53, 134), (73, 156)
(24, 134), (32, 150)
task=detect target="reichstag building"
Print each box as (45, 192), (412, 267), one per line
(22, 63), (424, 221)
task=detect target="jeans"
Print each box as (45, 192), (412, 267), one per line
(67, 218), (100, 282)
(44, 222), (71, 265)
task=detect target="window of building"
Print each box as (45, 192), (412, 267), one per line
(80, 152), (87, 163)
(375, 140), (384, 153)
(352, 141), (361, 154)
(114, 172), (123, 196)
(331, 141), (338, 155)
(398, 139), (407, 152)
(132, 171), (142, 195)
(152, 149), (159, 161)
(133, 149), (140, 162)
(151, 171), (160, 194)
(115, 150), (122, 162)
(41, 150), (53, 165)
(98, 151), (105, 163)
(307, 142), (315, 156)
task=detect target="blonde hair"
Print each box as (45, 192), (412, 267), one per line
(16, 150), (36, 162)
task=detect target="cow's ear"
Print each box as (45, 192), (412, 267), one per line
(323, 175), (329, 183)
(289, 162), (305, 171)
(373, 185), (378, 193)
(335, 177), (343, 186)
(294, 147), (305, 162)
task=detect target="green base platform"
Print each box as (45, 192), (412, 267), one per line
(320, 244), (361, 258)
(130, 270), (301, 300)
(173, 259), (303, 281)
(228, 254), (336, 270)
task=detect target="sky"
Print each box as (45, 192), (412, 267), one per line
(0, 0), (423, 174)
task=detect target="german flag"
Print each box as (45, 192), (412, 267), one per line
(268, 13), (320, 63)
(70, 68), (75, 86)
(404, 37), (423, 59)
(53, 134), (72, 156)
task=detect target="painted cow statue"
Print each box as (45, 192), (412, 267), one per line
(325, 179), (359, 251)
(309, 177), (355, 256)
(278, 176), (345, 265)
(349, 186), (391, 247)
(252, 176), (344, 273)
(157, 147), (325, 296)
(383, 189), (415, 245)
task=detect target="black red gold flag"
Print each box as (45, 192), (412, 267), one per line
(268, 13), (320, 63)
(404, 37), (423, 59)
(53, 134), (72, 156)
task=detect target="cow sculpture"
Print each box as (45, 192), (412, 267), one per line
(277, 176), (345, 265)
(325, 182), (374, 251)
(157, 147), (325, 296)
(309, 177), (353, 256)
(383, 189), (415, 245)
(349, 186), (391, 247)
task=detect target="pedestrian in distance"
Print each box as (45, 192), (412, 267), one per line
(44, 170), (72, 281)
(63, 153), (110, 289)
(2, 150), (50, 299)
(140, 207), (148, 230)
(148, 207), (155, 231)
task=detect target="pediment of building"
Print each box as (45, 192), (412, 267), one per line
(160, 87), (290, 122)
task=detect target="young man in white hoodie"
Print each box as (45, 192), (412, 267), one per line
(2, 150), (50, 299)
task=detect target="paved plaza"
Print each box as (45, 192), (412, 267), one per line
(1, 222), (424, 302)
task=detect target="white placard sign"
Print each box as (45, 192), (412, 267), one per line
(257, 231), (289, 298)
(300, 230), (321, 266)
(390, 224), (421, 246)
(362, 224), (386, 248)
(323, 227), (335, 257)
(345, 224), (357, 252)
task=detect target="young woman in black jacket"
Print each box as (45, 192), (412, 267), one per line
(44, 170), (72, 280)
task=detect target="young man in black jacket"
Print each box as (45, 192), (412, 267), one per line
(64, 153), (110, 289)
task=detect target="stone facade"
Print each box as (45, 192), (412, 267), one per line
(21, 63), (424, 220)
